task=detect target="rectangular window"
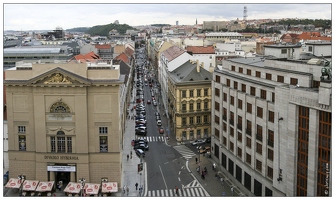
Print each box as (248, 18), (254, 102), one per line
(189, 103), (194, 111)
(100, 136), (108, 152)
(19, 135), (26, 151)
(223, 107), (227, 121)
(182, 104), (186, 111)
(267, 166), (273, 179)
(256, 143), (262, 155)
(182, 117), (187, 125)
(215, 75), (221, 83)
(230, 111), (234, 125)
(196, 116), (201, 124)
(190, 116), (194, 124)
(247, 103), (252, 113)
(256, 71), (261, 78)
(268, 111), (274, 122)
(223, 122), (227, 132)
(257, 124), (263, 142)
(247, 69), (251, 75)
(272, 92), (275, 103)
(204, 102), (208, 109)
(281, 49), (287, 54)
(204, 89), (208, 96)
(230, 141), (234, 152)
(238, 116), (242, 130)
(215, 102), (219, 111)
(238, 99), (242, 109)
(230, 96), (234, 105)
(197, 102), (201, 110)
(290, 78), (298, 85)
(277, 75), (284, 83)
(230, 127), (234, 137)
(18, 126), (26, 133)
(266, 73), (272, 80)
(223, 136), (227, 146)
(256, 160), (262, 172)
(226, 79), (230, 87)
(246, 137), (251, 148)
(197, 89), (201, 96)
(204, 115), (208, 123)
(246, 153), (251, 164)
(257, 106), (263, 118)
(308, 46), (313, 52)
(189, 90), (194, 97)
(242, 84), (246, 92)
(223, 93), (227, 102)
(238, 132), (242, 142)
(239, 67), (243, 73)
(250, 86), (256, 96)
(231, 65), (235, 71)
(51, 137), (56, 152)
(182, 90), (186, 98)
(268, 129), (274, 147)
(99, 127), (108, 134)
(237, 147), (242, 158)
(234, 81), (238, 89)
(260, 89), (266, 100)
(215, 88), (220, 96)
(67, 137), (72, 153)
(268, 148), (274, 161)
(57, 136), (66, 153)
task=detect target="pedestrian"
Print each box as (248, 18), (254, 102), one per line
(130, 151), (133, 159)
(231, 187), (234, 196)
(123, 185), (126, 194)
(204, 167), (207, 175)
(195, 157), (198, 164)
(135, 182), (138, 190)
(126, 186), (129, 196)
(127, 154), (129, 161)
(175, 186), (179, 195)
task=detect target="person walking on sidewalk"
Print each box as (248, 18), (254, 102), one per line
(127, 154), (129, 161)
(130, 151), (132, 159)
(195, 157), (198, 164)
(126, 186), (129, 196)
(135, 182), (138, 190)
(175, 186), (179, 195)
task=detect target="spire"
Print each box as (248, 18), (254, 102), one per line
(196, 18), (197, 25)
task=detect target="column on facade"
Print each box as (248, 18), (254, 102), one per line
(50, 171), (55, 181)
(70, 172), (76, 182)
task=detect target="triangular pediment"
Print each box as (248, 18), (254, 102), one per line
(28, 68), (91, 86)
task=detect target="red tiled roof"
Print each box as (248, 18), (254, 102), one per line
(114, 52), (130, 63)
(186, 46), (215, 54)
(125, 47), (134, 56)
(95, 44), (111, 49)
(69, 51), (101, 63)
(297, 32), (331, 41)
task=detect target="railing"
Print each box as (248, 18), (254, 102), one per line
(267, 139), (274, 147)
(256, 134), (263, 142)
(246, 128), (251, 136)
(222, 115), (227, 121)
(229, 119), (234, 125)
(237, 124), (242, 130)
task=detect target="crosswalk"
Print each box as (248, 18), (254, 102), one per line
(173, 145), (196, 160)
(147, 180), (209, 197)
(136, 136), (166, 142)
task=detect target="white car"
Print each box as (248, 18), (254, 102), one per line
(192, 139), (205, 146)
(156, 120), (162, 126)
(153, 100), (157, 106)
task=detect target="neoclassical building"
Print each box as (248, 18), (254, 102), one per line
(4, 60), (125, 189)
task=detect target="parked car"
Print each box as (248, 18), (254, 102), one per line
(192, 139), (206, 146)
(198, 146), (211, 154)
(156, 115), (161, 121)
(135, 149), (145, 158)
(205, 137), (211, 143)
(135, 129), (146, 136)
(134, 143), (149, 151)
(134, 138), (148, 145)
(153, 101), (157, 106)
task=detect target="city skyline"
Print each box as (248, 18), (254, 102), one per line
(3, 1), (332, 31)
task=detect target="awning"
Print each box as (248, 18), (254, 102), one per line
(5, 178), (23, 189)
(84, 183), (100, 195)
(35, 181), (55, 192)
(101, 182), (118, 193)
(22, 180), (39, 191)
(63, 182), (82, 194)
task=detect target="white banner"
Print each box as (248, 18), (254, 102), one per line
(47, 165), (76, 172)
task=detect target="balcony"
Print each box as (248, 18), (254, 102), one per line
(237, 124), (242, 130)
(246, 128), (251, 136)
(222, 115), (227, 121)
(267, 139), (274, 147)
(256, 134), (263, 142)
(229, 119), (234, 125)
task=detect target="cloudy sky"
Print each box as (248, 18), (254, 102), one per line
(3, 1), (332, 31)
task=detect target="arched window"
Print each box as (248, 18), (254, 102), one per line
(50, 102), (70, 113)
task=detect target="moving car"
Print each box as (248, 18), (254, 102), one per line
(156, 120), (162, 126)
(153, 101), (157, 106)
(147, 100), (151, 104)
(135, 149), (145, 158)
(134, 143), (149, 151)
(192, 139), (206, 146)
(159, 127), (164, 134)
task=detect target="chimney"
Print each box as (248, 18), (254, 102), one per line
(196, 60), (200, 73)
(201, 62), (204, 68)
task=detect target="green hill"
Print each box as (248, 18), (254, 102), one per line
(66, 23), (137, 36)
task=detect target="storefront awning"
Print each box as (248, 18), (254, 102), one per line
(63, 182), (82, 194)
(101, 182), (118, 193)
(22, 180), (39, 191)
(35, 181), (55, 192)
(5, 178), (23, 189)
(84, 183), (100, 195)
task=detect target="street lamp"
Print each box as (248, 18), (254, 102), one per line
(18, 174), (26, 196)
(78, 177), (86, 197)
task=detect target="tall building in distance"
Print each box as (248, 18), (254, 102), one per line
(212, 41), (331, 196)
(243, 6), (248, 21)
(176, 21), (179, 26)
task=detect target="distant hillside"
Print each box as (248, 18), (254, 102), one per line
(87, 23), (137, 37)
(66, 27), (91, 33)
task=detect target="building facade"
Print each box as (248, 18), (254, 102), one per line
(4, 60), (125, 189)
(212, 45), (331, 197)
(168, 60), (212, 142)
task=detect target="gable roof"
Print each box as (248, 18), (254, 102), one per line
(95, 44), (111, 49)
(114, 52), (130, 63)
(162, 46), (186, 62)
(69, 51), (100, 63)
(186, 46), (215, 54)
(170, 60), (212, 83)
(125, 47), (134, 57)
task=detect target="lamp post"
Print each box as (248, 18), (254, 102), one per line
(78, 177), (86, 197)
(18, 174), (25, 196)
(101, 177), (108, 197)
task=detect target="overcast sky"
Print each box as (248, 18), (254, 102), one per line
(3, 1), (332, 31)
